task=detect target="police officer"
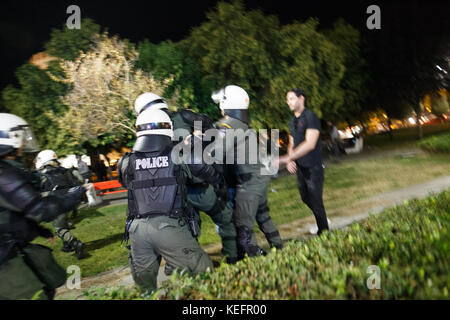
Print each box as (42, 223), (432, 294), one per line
(118, 109), (219, 292)
(276, 88), (330, 235)
(133, 93), (238, 264)
(0, 113), (85, 299)
(212, 85), (283, 258)
(35, 150), (85, 259)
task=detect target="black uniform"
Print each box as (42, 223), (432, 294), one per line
(289, 108), (329, 234)
(38, 162), (85, 258)
(0, 159), (84, 299)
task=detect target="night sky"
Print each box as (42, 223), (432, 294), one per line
(0, 0), (448, 91)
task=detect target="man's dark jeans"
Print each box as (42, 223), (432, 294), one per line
(296, 164), (329, 234)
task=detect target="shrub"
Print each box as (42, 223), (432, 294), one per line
(82, 189), (450, 300)
(418, 132), (450, 153)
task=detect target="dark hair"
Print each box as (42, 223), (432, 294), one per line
(288, 88), (307, 107)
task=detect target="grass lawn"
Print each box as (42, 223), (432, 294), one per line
(33, 124), (450, 277)
(364, 122), (450, 151)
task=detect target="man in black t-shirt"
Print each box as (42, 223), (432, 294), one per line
(276, 88), (329, 235)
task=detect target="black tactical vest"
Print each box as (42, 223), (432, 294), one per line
(124, 146), (184, 219)
(40, 165), (76, 194)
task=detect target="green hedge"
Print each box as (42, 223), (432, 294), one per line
(83, 189), (450, 300)
(418, 131), (450, 153)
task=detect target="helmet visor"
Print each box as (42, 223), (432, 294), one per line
(211, 88), (225, 104)
(21, 126), (39, 153)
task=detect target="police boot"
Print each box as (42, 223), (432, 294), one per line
(61, 241), (72, 252)
(226, 256), (239, 264)
(237, 226), (262, 258)
(69, 238), (85, 259)
(164, 264), (175, 276)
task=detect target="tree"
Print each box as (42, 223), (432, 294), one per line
(136, 40), (212, 116)
(2, 62), (69, 152)
(430, 90), (449, 119)
(177, 1), (354, 131)
(364, 1), (450, 139)
(323, 19), (368, 123)
(180, 0), (285, 127)
(44, 18), (101, 61)
(48, 33), (171, 154)
(265, 18), (346, 130)
(2, 19), (103, 155)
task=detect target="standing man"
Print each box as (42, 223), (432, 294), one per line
(276, 88), (329, 235)
(76, 155), (91, 183)
(118, 109), (216, 292)
(213, 85), (283, 258)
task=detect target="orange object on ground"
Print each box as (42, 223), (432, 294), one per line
(93, 180), (126, 196)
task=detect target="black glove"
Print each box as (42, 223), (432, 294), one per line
(67, 186), (85, 200)
(214, 178), (229, 202)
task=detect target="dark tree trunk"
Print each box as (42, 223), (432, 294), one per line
(415, 109), (424, 140)
(387, 117), (394, 141)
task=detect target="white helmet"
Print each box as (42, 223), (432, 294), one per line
(136, 109), (173, 138)
(211, 85), (249, 110)
(134, 92), (168, 115)
(0, 113), (39, 156)
(35, 149), (58, 169)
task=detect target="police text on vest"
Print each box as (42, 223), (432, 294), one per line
(135, 156), (169, 170)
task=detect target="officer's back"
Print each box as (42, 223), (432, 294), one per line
(118, 109), (215, 292)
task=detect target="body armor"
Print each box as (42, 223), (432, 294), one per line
(122, 146), (184, 219)
(39, 165), (78, 194)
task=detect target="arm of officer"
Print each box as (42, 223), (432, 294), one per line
(0, 168), (84, 223)
(183, 134), (223, 185)
(117, 153), (129, 188)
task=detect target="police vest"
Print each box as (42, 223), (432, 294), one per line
(124, 147), (184, 219)
(40, 166), (76, 194)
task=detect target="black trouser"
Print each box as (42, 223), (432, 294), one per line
(296, 164), (329, 235)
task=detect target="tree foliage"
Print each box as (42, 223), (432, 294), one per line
(142, 0), (366, 130)
(48, 33), (171, 151)
(2, 19), (102, 155)
(44, 18), (101, 61)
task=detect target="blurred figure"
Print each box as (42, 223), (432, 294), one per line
(35, 150), (86, 259)
(0, 113), (85, 299)
(93, 159), (107, 181)
(76, 155), (91, 183)
(327, 121), (342, 160)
